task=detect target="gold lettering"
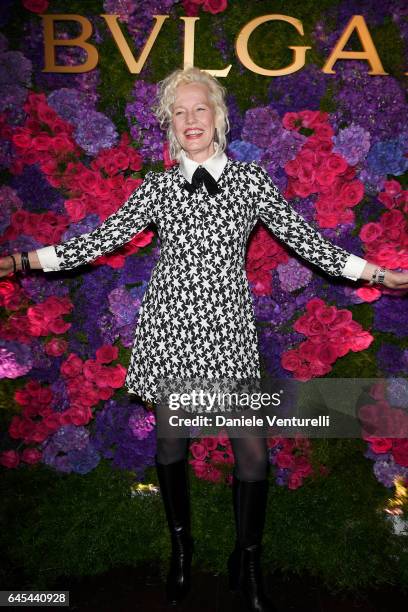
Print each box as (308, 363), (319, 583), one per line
(322, 15), (388, 75)
(235, 15), (311, 76)
(101, 14), (169, 73)
(180, 16), (232, 77)
(42, 14), (98, 73)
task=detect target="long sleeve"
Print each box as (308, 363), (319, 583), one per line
(252, 163), (367, 280)
(36, 171), (159, 272)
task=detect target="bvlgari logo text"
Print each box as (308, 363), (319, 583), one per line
(41, 14), (406, 76)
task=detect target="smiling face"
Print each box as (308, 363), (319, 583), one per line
(171, 82), (217, 163)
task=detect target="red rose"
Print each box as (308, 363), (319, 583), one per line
(298, 340), (318, 361)
(355, 287), (382, 303)
(340, 180), (364, 206)
(21, 448), (42, 464)
(107, 364), (127, 388)
(64, 198), (87, 223)
(298, 110), (322, 128)
(282, 112), (302, 131)
(288, 472), (304, 489)
(23, 0), (49, 13)
(383, 180), (402, 196)
(325, 153), (348, 175)
(293, 455), (313, 476)
(0, 450), (20, 468)
(359, 222), (383, 243)
(380, 209), (404, 229)
(316, 343), (338, 365)
(64, 405), (93, 426)
(203, 0), (227, 15)
(36, 102), (57, 125)
(12, 128), (32, 150)
(369, 438), (393, 453)
(377, 192), (396, 209)
(314, 305), (337, 325)
(190, 442), (208, 460)
(391, 439), (408, 467)
(276, 451), (294, 469)
(0, 280), (16, 298)
(44, 338), (68, 357)
(348, 331), (374, 351)
(96, 344), (119, 364)
(281, 350), (302, 371)
(61, 353), (83, 378)
(294, 364), (314, 381)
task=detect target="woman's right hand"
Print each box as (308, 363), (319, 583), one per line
(0, 256), (15, 278)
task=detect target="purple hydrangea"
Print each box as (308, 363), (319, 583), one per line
(277, 258), (313, 292)
(41, 425), (99, 474)
(333, 123), (371, 166)
(377, 344), (406, 375)
(92, 398), (157, 478)
(125, 79), (164, 163)
(241, 106), (283, 149)
(47, 88), (95, 126)
(74, 109), (119, 157)
(374, 296), (408, 336)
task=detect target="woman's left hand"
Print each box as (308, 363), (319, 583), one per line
(383, 270), (408, 290)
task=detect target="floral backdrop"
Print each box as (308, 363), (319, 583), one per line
(0, 0), (407, 495)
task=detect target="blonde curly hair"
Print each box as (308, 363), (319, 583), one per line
(153, 66), (230, 161)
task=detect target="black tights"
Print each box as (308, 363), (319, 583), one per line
(156, 429), (269, 482)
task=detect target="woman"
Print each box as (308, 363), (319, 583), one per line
(1, 67), (408, 612)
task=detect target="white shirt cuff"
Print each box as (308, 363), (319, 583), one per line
(341, 254), (367, 281)
(36, 246), (61, 272)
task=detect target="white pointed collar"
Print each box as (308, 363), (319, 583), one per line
(179, 142), (228, 184)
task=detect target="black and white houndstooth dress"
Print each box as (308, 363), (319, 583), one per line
(52, 159), (356, 406)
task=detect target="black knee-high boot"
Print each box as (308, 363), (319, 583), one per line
(227, 469), (276, 612)
(155, 454), (194, 606)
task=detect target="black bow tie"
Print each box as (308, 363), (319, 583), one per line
(183, 166), (220, 196)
